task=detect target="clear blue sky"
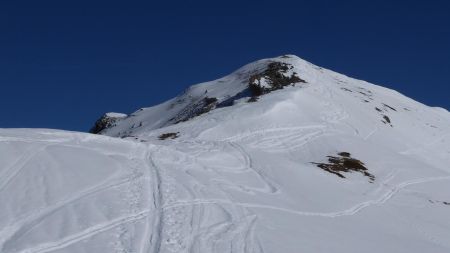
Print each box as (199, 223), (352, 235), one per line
(1, 0), (449, 132)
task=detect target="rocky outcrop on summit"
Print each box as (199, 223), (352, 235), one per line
(248, 61), (306, 101)
(169, 61), (307, 122)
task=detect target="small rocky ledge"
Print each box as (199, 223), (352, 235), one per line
(90, 112), (128, 134)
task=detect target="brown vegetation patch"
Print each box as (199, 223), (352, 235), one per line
(158, 132), (179, 140)
(312, 152), (375, 182)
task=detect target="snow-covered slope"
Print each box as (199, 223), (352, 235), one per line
(0, 129), (161, 253)
(2, 55), (450, 253)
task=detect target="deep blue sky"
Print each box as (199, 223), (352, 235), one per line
(1, 0), (449, 132)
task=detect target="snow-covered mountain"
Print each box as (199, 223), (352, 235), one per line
(2, 55), (450, 253)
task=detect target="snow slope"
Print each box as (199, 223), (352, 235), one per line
(0, 129), (162, 253)
(2, 55), (450, 253)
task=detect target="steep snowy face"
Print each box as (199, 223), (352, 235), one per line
(98, 55), (450, 161)
(97, 55), (313, 137)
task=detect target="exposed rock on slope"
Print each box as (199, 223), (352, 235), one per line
(313, 152), (375, 182)
(248, 61), (306, 101)
(89, 112), (127, 134)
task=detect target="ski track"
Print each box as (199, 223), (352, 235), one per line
(0, 139), (157, 253)
(15, 210), (150, 253)
(161, 176), (450, 218)
(227, 142), (280, 194)
(364, 127), (378, 141)
(199, 165), (263, 253)
(154, 153), (191, 252)
(221, 125), (327, 143)
(189, 202), (260, 253)
(0, 173), (145, 249)
(364, 170), (397, 196)
(228, 129), (328, 153)
(144, 147), (163, 253)
(151, 141), (263, 253)
(0, 145), (49, 193)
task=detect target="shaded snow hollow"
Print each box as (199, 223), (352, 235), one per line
(2, 55), (450, 253)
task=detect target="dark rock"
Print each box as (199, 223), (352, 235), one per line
(90, 113), (127, 134)
(158, 132), (179, 140)
(248, 62), (306, 101)
(341, 87), (353, 92)
(382, 103), (397, 111)
(312, 152), (375, 182)
(171, 97), (219, 123)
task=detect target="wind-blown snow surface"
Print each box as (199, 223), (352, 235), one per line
(2, 55), (450, 253)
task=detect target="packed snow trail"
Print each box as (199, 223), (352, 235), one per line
(147, 141), (264, 253)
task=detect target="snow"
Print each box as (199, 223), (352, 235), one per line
(1, 55), (450, 252)
(105, 112), (128, 118)
(0, 129), (158, 253)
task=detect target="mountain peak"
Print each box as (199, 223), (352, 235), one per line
(91, 55), (448, 148)
(4, 55), (450, 253)
(91, 55), (315, 136)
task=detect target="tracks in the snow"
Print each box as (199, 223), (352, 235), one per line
(161, 176), (450, 218)
(16, 210), (150, 253)
(0, 137), (157, 253)
(140, 147), (163, 253)
(0, 145), (49, 193)
(149, 139), (266, 253)
(0, 173), (145, 249)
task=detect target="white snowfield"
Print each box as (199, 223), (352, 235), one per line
(1, 55), (450, 253)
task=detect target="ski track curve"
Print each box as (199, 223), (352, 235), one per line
(150, 141), (263, 253)
(0, 139), (159, 253)
(0, 173), (145, 249)
(220, 125), (327, 143)
(225, 128), (329, 153)
(15, 210), (150, 253)
(0, 145), (50, 193)
(161, 176), (450, 218)
(227, 142), (280, 194)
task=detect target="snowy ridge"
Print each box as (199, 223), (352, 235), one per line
(2, 55), (450, 252)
